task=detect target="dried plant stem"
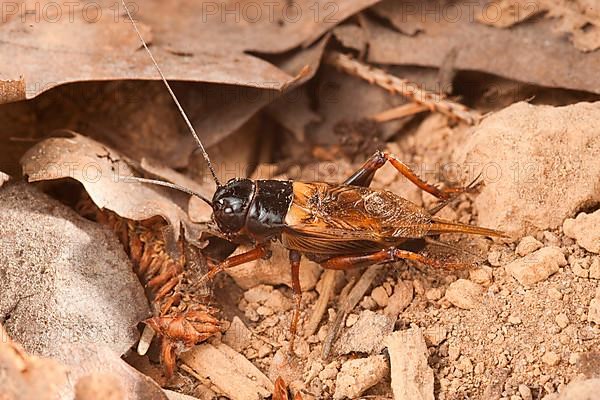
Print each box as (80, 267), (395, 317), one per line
(322, 265), (383, 358)
(325, 52), (481, 125)
(304, 269), (337, 337)
(372, 103), (429, 123)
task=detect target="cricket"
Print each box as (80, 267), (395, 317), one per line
(119, 1), (506, 356)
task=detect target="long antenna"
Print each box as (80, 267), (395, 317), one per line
(120, 0), (221, 187)
(119, 175), (213, 206)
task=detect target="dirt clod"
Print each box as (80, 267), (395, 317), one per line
(563, 210), (600, 254)
(383, 280), (414, 318)
(444, 279), (484, 310)
(516, 236), (544, 256)
(454, 102), (600, 237)
(505, 247), (567, 286)
(333, 355), (388, 400)
(385, 328), (434, 400)
(336, 310), (394, 355)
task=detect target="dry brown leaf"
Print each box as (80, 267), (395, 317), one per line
(20, 131), (202, 242)
(0, 0), (381, 104)
(58, 344), (168, 400)
(370, 0), (429, 35)
(0, 330), (69, 400)
(476, 0), (600, 52)
(0, 32), (329, 180)
(475, 0), (544, 28)
(0, 182), (150, 359)
(0, 171), (9, 187)
(365, 0), (600, 94)
(543, 0), (600, 52)
(0, 326), (166, 400)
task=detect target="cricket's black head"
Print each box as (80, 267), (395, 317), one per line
(211, 178), (255, 233)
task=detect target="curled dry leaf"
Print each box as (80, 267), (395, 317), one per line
(78, 197), (222, 378)
(0, 171), (9, 187)
(0, 320), (167, 400)
(0, 183), (150, 359)
(20, 131), (202, 242)
(57, 344), (168, 400)
(0, 0), (381, 104)
(477, 0), (600, 53)
(273, 377), (304, 400)
(364, 0), (600, 94)
(0, 328), (68, 400)
(475, 0), (544, 29)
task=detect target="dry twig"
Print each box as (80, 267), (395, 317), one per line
(322, 265), (383, 358)
(371, 103), (429, 123)
(304, 270), (337, 337)
(325, 52), (481, 125)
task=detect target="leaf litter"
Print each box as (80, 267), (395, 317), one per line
(2, 0), (600, 399)
(0, 0), (380, 103)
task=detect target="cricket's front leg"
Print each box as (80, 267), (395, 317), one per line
(199, 243), (271, 284)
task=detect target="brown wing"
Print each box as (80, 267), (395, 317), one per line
(282, 182), (433, 254)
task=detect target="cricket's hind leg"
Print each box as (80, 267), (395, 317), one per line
(344, 150), (479, 200)
(288, 250), (303, 354)
(319, 247), (465, 271)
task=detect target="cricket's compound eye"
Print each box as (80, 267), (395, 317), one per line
(212, 179), (255, 233)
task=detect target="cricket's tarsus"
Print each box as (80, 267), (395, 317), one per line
(120, 0), (221, 187)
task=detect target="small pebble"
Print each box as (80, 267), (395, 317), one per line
(518, 384), (532, 400)
(424, 325), (447, 346)
(413, 279), (425, 295)
(563, 210), (600, 253)
(425, 287), (444, 301)
(488, 250), (502, 267)
(474, 362), (485, 374)
(256, 305), (273, 316)
(448, 343), (461, 361)
(541, 351), (561, 366)
(360, 296), (377, 310)
(457, 356), (474, 373)
(508, 315), (522, 325)
(319, 362), (339, 381)
(568, 352), (579, 365)
(257, 343), (272, 358)
(548, 287), (563, 300)
(469, 267), (493, 285)
(264, 290), (292, 312)
(371, 286), (389, 308)
(445, 279), (483, 309)
(543, 231), (560, 246)
(505, 247), (566, 286)
(571, 259), (589, 278)
(243, 285), (273, 304)
(588, 298), (600, 324)
(384, 280), (414, 318)
(346, 313), (359, 327)
(516, 236), (544, 256)
(555, 313), (569, 329)
(333, 355), (388, 400)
